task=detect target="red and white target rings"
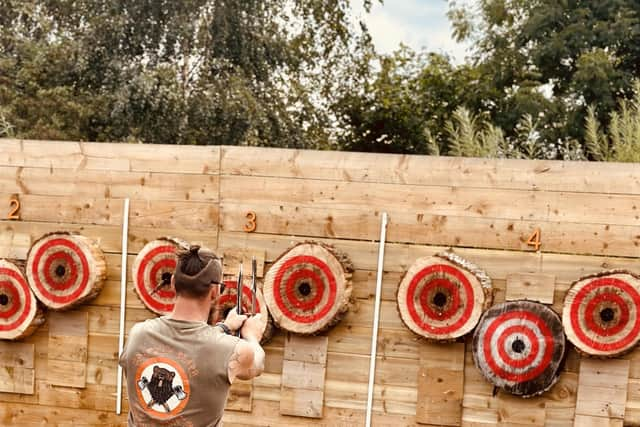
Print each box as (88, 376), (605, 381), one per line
(209, 279), (274, 343)
(0, 260), (44, 340)
(472, 300), (565, 397)
(26, 232), (107, 310)
(263, 242), (353, 335)
(563, 270), (640, 357)
(132, 237), (189, 315)
(397, 252), (492, 341)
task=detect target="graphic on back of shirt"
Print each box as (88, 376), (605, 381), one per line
(135, 357), (191, 419)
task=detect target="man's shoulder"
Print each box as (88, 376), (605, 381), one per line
(130, 317), (163, 335)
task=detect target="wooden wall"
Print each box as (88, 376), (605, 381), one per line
(0, 139), (639, 426)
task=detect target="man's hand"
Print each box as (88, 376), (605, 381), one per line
(240, 313), (267, 343)
(223, 308), (247, 333)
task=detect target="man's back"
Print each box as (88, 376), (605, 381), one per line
(119, 317), (239, 427)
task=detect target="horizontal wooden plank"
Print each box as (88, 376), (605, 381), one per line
(0, 401), (125, 426)
(219, 202), (640, 257)
(0, 193), (218, 230)
(0, 139), (220, 174)
(220, 146), (640, 194)
(0, 166), (219, 202)
(0, 220), (218, 259)
(220, 175), (640, 226)
(219, 231), (638, 278)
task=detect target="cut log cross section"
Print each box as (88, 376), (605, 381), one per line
(263, 242), (353, 335)
(209, 279), (275, 343)
(397, 252), (492, 342)
(472, 300), (566, 397)
(26, 232), (106, 310)
(563, 270), (640, 357)
(132, 237), (189, 315)
(0, 260), (44, 340)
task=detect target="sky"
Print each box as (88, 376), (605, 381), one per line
(350, 0), (471, 63)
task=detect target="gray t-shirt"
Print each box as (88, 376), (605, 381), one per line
(119, 317), (240, 427)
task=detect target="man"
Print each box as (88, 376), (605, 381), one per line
(119, 245), (266, 426)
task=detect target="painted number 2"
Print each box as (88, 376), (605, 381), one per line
(527, 228), (541, 251)
(243, 211), (257, 233)
(7, 196), (20, 220)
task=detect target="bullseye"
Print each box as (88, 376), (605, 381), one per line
(132, 237), (189, 315)
(397, 253), (492, 341)
(263, 242), (352, 335)
(0, 259), (44, 340)
(563, 270), (640, 357)
(26, 232), (106, 310)
(472, 300), (565, 397)
(209, 279), (275, 344)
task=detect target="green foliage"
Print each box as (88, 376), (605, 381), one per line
(444, 107), (501, 158)
(334, 48), (486, 154)
(586, 82), (640, 162)
(0, 110), (13, 137)
(0, 0), (374, 146)
(448, 0), (640, 146)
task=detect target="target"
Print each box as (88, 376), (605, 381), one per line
(472, 300), (565, 397)
(397, 252), (492, 341)
(563, 270), (640, 357)
(263, 242), (352, 335)
(208, 279), (275, 343)
(0, 260), (44, 340)
(26, 232), (107, 310)
(132, 237), (189, 315)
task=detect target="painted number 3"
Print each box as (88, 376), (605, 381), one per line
(7, 196), (20, 220)
(243, 211), (257, 233)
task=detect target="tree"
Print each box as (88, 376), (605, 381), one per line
(333, 47), (486, 154)
(585, 81), (640, 162)
(0, 0), (375, 146)
(448, 0), (640, 146)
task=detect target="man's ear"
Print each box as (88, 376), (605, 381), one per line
(210, 285), (218, 301)
(170, 274), (176, 291)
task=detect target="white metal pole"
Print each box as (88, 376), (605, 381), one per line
(116, 198), (130, 415)
(365, 212), (388, 427)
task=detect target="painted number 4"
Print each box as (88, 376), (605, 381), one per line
(527, 228), (541, 251)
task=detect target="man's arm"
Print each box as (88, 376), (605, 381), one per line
(228, 338), (265, 382)
(227, 313), (267, 383)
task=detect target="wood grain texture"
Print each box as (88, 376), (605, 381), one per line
(416, 342), (465, 426)
(0, 342), (35, 394)
(47, 311), (88, 388)
(575, 358), (630, 421)
(1, 140), (639, 426)
(505, 273), (556, 304)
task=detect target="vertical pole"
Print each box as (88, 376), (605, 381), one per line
(365, 212), (388, 427)
(116, 198), (130, 414)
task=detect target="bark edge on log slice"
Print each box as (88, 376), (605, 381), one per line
(132, 237), (189, 316)
(209, 279), (275, 344)
(263, 242), (353, 335)
(26, 232), (107, 310)
(562, 269), (640, 358)
(397, 251), (492, 342)
(0, 259), (45, 340)
(472, 300), (566, 398)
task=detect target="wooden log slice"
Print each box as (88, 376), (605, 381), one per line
(562, 270), (640, 357)
(397, 252), (492, 342)
(263, 242), (353, 335)
(0, 260), (44, 340)
(472, 300), (565, 397)
(208, 279), (275, 344)
(132, 237), (189, 315)
(26, 232), (107, 310)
